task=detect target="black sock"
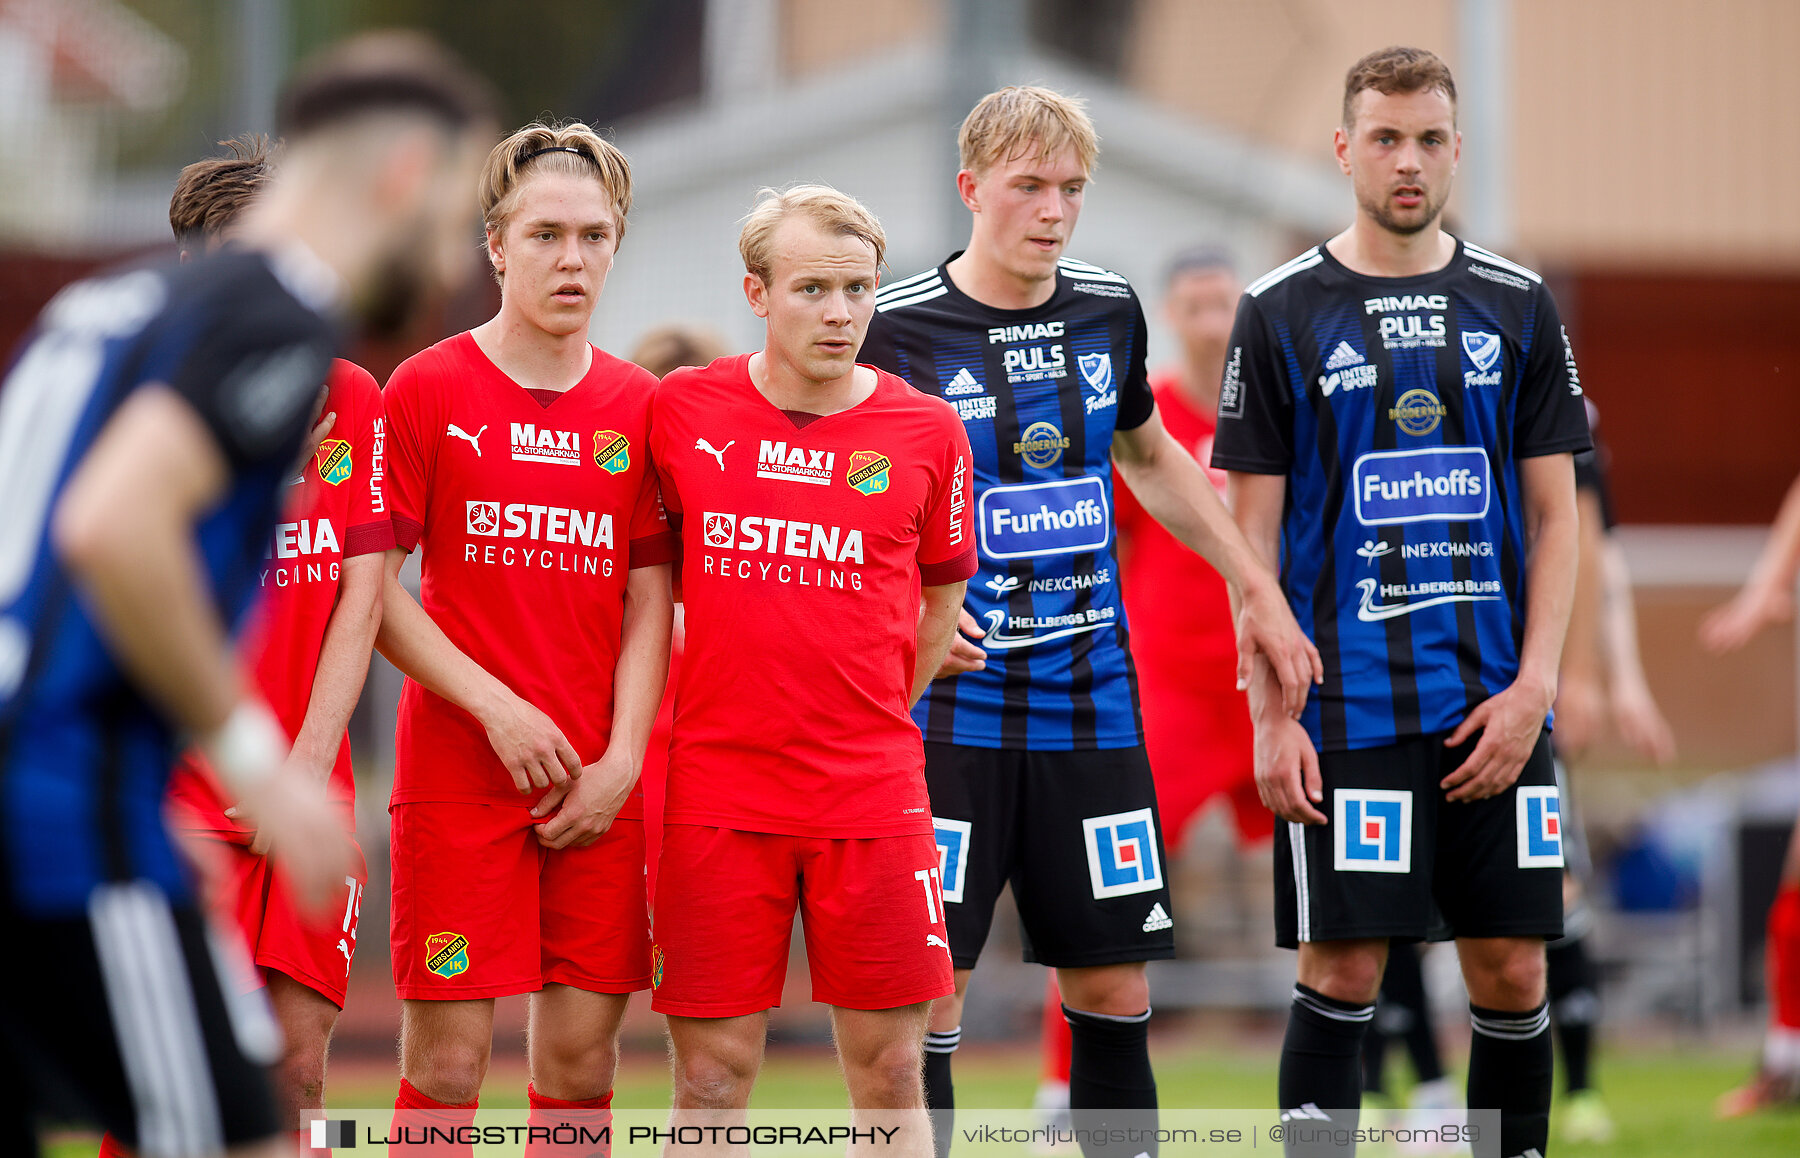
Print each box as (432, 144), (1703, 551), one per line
(1065, 1005), (1157, 1158)
(1548, 936), (1598, 1093)
(923, 1027), (959, 1158)
(1279, 984), (1373, 1156)
(1467, 1000), (1552, 1158)
(1381, 944), (1445, 1084)
(1359, 1007), (1391, 1097)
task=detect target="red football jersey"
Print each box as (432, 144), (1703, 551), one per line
(384, 333), (676, 812)
(167, 359), (395, 833)
(650, 355), (977, 838)
(1113, 371), (1239, 692)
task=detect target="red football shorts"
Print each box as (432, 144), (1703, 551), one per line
(390, 802), (651, 1000)
(1139, 679), (1271, 848)
(210, 832), (368, 1008)
(650, 825), (954, 1017)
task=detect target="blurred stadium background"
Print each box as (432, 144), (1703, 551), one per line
(9, 0), (1798, 1151)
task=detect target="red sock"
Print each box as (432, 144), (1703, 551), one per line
(390, 1077), (479, 1158)
(1769, 886), (1800, 1031)
(96, 1133), (133, 1158)
(1040, 974), (1072, 1084)
(524, 1084), (614, 1158)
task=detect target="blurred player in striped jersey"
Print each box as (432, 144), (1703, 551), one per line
(1703, 470), (1800, 1116)
(94, 132), (395, 1158)
(0, 33), (494, 1158)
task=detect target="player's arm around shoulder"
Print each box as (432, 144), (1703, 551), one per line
(1114, 409), (1321, 716)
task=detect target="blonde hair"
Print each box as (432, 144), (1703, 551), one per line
(479, 121), (632, 263)
(738, 184), (886, 286)
(958, 85), (1098, 177)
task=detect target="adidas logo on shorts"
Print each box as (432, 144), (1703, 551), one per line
(1142, 902), (1172, 933)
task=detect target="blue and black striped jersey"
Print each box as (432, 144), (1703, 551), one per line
(0, 250), (335, 915)
(861, 255), (1154, 750)
(1212, 239), (1590, 752)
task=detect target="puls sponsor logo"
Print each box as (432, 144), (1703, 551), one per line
(1352, 446), (1492, 526)
(1366, 293), (1449, 350)
(510, 422), (582, 466)
(756, 439), (835, 485)
(462, 500), (616, 576)
(1002, 343), (1067, 384)
(697, 511), (867, 591)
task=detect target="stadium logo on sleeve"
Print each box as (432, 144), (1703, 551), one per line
(846, 450), (892, 496)
(424, 932), (470, 978)
(1334, 789), (1413, 873)
(1516, 786), (1565, 868)
(934, 817), (972, 904)
(593, 430), (630, 474)
(1013, 421), (1070, 469)
(1389, 389), (1447, 436)
(314, 439), (352, 485)
(1082, 808), (1165, 899)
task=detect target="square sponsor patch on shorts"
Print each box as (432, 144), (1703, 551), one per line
(1333, 789), (1413, 873)
(1516, 785), (1565, 868)
(1082, 808), (1164, 899)
(934, 817), (972, 904)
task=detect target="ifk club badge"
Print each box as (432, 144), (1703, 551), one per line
(425, 931), (470, 978)
(593, 430), (631, 474)
(846, 450), (892, 496)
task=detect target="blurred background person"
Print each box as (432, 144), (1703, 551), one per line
(1703, 470), (1800, 1117)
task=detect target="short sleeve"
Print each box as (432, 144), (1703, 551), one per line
(918, 410), (978, 586)
(1513, 290), (1593, 458)
(164, 302), (333, 473)
(335, 361), (395, 558)
(1113, 294), (1155, 431)
(381, 356), (433, 552)
(628, 458), (677, 569)
(1209, 295), (1294, 474)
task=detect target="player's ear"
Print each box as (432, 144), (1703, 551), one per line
(1332, 126), (1353, 176)
(486, 226), (505, 276)
(956, 169), (981, 213)
(743, 272), (770, 319)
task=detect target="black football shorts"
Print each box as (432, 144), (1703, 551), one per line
(924, 742), (1177, 969)
(1274, 730), (1565, 949)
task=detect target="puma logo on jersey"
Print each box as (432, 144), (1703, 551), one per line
(446, 423), (487, 456)
(926, 934), (951, 952)
(696, 438), (734, 470)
